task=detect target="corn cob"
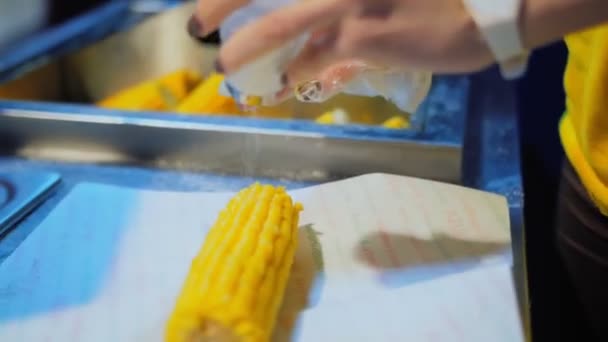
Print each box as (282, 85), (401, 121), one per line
(175, 72), (242, 115)
(165, 183), (303, 342)
(97, 69), (202, 111)
(382, 115), (410, 129)
(315, 108), (351, 125)
(176, 73), (297, 119)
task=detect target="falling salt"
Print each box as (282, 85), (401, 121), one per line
(240, 105), (261, 179)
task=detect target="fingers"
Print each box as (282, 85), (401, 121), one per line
(216, 0), (351, 75)
(293, 60), (370, 103)
(282, 27), (343, 84)
(262, 86), (295, 106)
(282, 10), (400, 83)
(266, 59), (370, 105)
(189, 0), (251, 38)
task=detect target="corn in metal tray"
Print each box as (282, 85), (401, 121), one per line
(165, 183), (303, 342)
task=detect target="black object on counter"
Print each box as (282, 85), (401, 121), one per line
(48, 0), (110, 27)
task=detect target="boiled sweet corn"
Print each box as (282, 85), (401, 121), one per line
(315, 108), (350, 125)
(165, 183), (303, 342)
(176, 74), (292, 119)
(97, 69), (202, 111)
(382, 115), (410, 129)
(175, 72), (242, 115)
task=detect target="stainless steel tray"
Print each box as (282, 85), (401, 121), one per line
(0, 1), (468, 184)
(0, 108), (461, 183)
(0, 2), (469, 131)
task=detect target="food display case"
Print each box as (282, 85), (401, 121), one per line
(0, 2), (469, 180)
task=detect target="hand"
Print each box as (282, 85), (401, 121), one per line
(189, 0), (494, 86)
(268, 59), (373, 105)
(187, 1), (378, 104)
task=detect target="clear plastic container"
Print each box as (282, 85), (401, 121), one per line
(219, 0), (309, 104)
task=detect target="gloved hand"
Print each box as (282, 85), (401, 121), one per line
(187, 0), (494, 78)
(189, 0), (486, 110)
(268, 59), (373, 105)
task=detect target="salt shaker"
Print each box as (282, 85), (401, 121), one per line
(218, 0), (308, 106)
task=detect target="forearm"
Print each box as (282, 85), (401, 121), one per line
(522, 0), (608, 49)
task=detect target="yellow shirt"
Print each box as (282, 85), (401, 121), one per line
(560, 23), (608, 216)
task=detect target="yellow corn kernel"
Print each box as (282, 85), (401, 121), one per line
(315, 108), (350, 125)
(165, 183), (303, 342)
(177, 73), (296, 119)
(244, 96), (263, 107)
(382, 115), (410, 129)
(97, 69), (202, 111)
(176, 72), (243, 115)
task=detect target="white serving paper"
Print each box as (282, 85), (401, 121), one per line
(0, 173), (524, 341)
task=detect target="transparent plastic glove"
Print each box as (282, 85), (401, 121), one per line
(293, 60), (432, 114)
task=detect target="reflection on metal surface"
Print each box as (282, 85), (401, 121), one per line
(0, 109), (461, 183)
(0, 171), (61, 236)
